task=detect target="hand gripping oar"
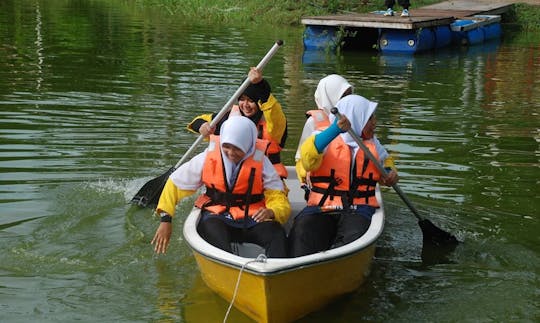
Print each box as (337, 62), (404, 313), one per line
(331, 108), (459, 247)
(131, 40), (284, 208)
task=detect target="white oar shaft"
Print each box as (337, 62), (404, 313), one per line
(174, 40), (283, 169)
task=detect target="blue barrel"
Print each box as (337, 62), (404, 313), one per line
(451, 20), (484, 46)
(303, 26), (339, 51)
(482, 22), (502, 40)
(434, 26), (452, 49)
(379, 28), (435, 54)
(463, 27), (484, 45)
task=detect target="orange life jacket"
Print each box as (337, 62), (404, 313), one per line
(194, 135), (268, 220)
(256, 119), (288, 178)
(231, 105), (287, 178)
(307, 136), (381, 209)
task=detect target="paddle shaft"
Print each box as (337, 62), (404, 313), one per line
(173, 40), (283, 169)
(331, 108), (425, 221)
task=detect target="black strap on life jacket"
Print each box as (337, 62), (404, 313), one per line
(309, 168), (340, 207)
(203, 186), (264, 210)
(201, 162), (263, 212)
(310, 158), (378, 208)
(243, 167), (256, 232)
(257, 124), (264, 139)
(267, 152), (281, 164)
(349, 157), (377, 204)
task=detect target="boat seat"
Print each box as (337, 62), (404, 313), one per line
(231, 242), (266, 258)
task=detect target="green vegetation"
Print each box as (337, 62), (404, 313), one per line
(505, 3), (540, 31)
(135, 0), (540, 29)
(134, 0), (440, 25)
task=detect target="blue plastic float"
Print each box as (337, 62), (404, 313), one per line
(450, 15), (501, 46)
(303, 25), (339, 51)
(378, 28), (434, 54)
(302, 14), (502, 54)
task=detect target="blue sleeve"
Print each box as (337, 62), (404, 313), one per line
(314, 120), (343, 153)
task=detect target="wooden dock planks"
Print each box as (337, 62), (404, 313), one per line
(301, 1), (513, 30)
(301, 14), (455, 30)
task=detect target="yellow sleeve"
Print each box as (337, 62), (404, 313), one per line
(156, 178), (197, 217)
(300, 135), (324, 172)
(186, 113), (213, 134)
(259, 94), (286, 143)
(383, 155), (397, 171)
(295, 159), (307, 184)
(264, 189), (291, 225)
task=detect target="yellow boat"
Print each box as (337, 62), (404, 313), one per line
(182, 166), (385, 322)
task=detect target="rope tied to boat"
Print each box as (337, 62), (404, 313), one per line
(223, 254), (267, 323)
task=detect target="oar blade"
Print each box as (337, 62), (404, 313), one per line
(131, 166), (175, 209)
(419, 219), (459, 247)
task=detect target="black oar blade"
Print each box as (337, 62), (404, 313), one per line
(421, 240), (457, 265)
(419, 219), (459, 247)
(131, 166), (175, 209)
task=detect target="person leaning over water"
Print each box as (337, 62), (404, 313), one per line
(187, 67), (288, 179)
(288, 95), (399, 257)
(295, 74), (353, 186)
(151, 116), (290, 258)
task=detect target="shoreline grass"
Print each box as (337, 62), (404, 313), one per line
(135, 0), (540, 29)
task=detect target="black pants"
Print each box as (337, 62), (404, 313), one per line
(197, 216), (288, 258)
(288, 211), (371, 258)
(385, 0), (410, 9)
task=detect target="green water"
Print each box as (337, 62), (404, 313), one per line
(1, 1), (538, 322)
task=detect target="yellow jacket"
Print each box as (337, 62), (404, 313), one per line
(157, 178), (290, 225)
(186, 94), (287, 145)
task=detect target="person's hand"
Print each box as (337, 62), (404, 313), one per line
(199, 122), (215, 137)
(151, 222), (172, 254)
(379, 170), (399, 187)
(251, 208), (275, 222)
(248, 67), (263, 84)
(337, 114), (351, 132)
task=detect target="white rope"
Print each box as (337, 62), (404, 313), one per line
(223, 254), (267, 323)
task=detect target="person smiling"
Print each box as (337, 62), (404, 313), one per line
(151, 116), (290, 258)
(187, 67), (288, 179)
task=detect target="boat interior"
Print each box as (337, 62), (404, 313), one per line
(230, 166), (309, 257)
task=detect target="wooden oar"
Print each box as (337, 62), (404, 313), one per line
(331, 108), (459, 246)
(131, 40), (284, 208)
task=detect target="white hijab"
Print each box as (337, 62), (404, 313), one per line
(220, 116), (258, 188)
(171, 115), (283, 191)
(314, 74), (353, 114)
(329, 94), (378, 148)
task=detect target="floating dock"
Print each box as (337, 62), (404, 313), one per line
(301, 1), (512, 54)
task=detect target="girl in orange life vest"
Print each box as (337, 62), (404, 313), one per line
(187, 67), (288, 179)
(295, 74), (353, 185)
(288, 95), (399, 257)
(151, 116), (290, 258)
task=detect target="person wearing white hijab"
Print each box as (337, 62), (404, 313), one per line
(327, 93), (390, 164)
(295, 74), (353, 183)
(288, 95), (399, 257)
(151, 116), (290, 257)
